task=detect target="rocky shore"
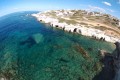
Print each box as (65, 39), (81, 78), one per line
(32, 10), (120, 43)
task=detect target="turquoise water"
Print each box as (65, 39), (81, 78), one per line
(0, 11), (115, 80)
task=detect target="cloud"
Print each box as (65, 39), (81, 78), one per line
(107, 9), (115, 12)
(87, 5), (105, 12)
(102, 1), (111, 6)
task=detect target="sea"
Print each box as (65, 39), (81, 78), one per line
(0, 11), (115, 80)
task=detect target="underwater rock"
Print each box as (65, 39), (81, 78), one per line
(20, 33), (44, 47)
(99, 50), (108, 57)
(53, 44), (63, 49)
(88, 47), (93, 51)
(74, 44), (90, 59)
(0, 70), (14, 80)
(57, 58), (69, 63)
(32, 33), (44, 44)
(0, 77), (7, 80)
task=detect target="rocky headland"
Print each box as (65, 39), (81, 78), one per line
(32, 10), (120, 43)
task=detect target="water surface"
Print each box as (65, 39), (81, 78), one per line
(0, 11), (115, 80)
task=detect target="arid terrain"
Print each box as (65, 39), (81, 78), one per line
(44, 10), (120, 38)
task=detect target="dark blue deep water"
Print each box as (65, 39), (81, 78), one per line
(0, 11), (115, 80)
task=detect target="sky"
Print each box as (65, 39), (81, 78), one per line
(0, 0), (120, 18)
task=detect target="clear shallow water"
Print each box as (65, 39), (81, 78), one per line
(0, 11), (115, 80)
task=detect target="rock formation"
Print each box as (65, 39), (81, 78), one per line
(32, 10), (120, 43)
(113, 42), (120, 80)
(94, 42), (120, 80)
(32, 33), (44, 44)
(19, 33), (44, 48)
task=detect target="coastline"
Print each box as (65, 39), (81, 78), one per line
(32, 10), (120, 43)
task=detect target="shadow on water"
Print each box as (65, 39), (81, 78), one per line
(19, 37), (36, 48)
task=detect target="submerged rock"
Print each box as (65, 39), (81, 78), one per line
(19, 33), (44, 47)
(32, 33), (44, 44)
(0, 77), (7, 80)
(88, 47), (93, 51)
(56, 58), (69, 63)
(74, 44), (90, 59)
